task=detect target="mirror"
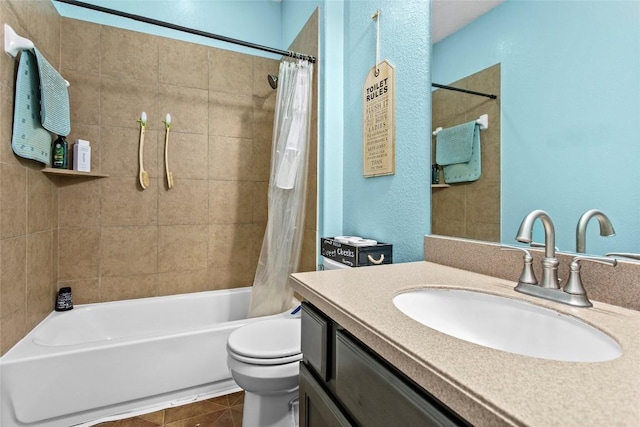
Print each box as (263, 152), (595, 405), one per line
(431, 0), (640, 256)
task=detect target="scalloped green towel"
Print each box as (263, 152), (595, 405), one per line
(11, 50), (52, 165)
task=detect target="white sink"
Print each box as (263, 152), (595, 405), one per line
(393, 288), (621, 362)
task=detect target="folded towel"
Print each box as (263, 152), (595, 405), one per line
(435, 121), (476, 165)
(33, 47), (70, 136)
(11, 50), (52, 165)
(442, 123), (482, 183)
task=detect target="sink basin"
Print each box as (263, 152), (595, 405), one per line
(393, 288), (621, 362)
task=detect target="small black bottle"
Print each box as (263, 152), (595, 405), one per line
(55, 287), (73, 311)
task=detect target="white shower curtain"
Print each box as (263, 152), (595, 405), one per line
(248, 59), (313, 317)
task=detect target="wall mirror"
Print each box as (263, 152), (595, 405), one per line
(431, 0), (640, 257)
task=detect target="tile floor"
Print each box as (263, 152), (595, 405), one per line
(96, 391), (244, 427)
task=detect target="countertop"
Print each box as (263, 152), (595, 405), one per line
(290, 261), (640, 427)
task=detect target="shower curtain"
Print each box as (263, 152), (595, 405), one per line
(248, 59), (314, 317)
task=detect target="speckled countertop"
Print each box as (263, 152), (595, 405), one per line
(290, 261), (640, 427)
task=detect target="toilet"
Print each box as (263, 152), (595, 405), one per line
(227, 316), (302, 427)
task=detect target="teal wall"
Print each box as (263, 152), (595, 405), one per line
(342, 1), (430, 263)
(433, 0), (640, 255)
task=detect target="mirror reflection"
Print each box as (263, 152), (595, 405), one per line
(431, 0), (640, 256)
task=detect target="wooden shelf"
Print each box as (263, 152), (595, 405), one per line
(431, 183), (450, 188)
(41, 168), (109, 178)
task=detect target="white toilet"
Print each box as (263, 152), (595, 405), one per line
(227, 317), (302, 427)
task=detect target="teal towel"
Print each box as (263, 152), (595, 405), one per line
(33, 48), (70, 137)
(11, 50), (52, 165)
(436, 121), (476, 165)
(442, 123), (482, 183)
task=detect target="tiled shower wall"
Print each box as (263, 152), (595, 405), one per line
(0, 0), (60, 355)
(57, 18), (283, 304)
(431, 63), (501, 242)
(0, 1), (318, 355)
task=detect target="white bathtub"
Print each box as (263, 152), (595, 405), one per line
(0, 287), (290, 427)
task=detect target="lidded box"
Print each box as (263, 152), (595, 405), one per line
(320, 237), (392, 268)
(73, 139), (91, 172)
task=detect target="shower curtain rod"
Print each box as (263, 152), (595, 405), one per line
(432, 83), (497, 100)
(55, 0), (317, 64)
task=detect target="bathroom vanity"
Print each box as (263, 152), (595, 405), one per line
(300, 302), (467, 426)
(290, 260), (640, 427)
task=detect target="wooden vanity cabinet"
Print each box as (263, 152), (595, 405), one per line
(300, 302), (469, 427)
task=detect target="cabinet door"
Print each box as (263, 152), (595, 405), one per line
(300, 363), (354, 427)
(335, 331), (466, 427)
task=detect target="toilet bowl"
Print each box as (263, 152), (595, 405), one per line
(227, 317), (302, 427)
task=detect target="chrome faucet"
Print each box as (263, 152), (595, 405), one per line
(515, 210), (559, 289)
(576, 209), (615, 253)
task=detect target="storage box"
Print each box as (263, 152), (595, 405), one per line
(320, 237), (393, 268)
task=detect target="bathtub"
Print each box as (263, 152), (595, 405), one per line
(0, 287), (291, 427)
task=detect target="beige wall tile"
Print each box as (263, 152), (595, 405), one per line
(252, 56), (280, 99)
(27, 167), (54, 233)
(304, 172), (317, 231)
(58, 180), (101, 228)
(58, 278), (100, 305)
(65, 69), (100, 126)
(158, 179), (208, 226)
(253, 95), (275, 140)
(251, 224), (266, 275)
(159, 38), (209, 90)
(209, 266), (254, 290)
(209, 136), (253, 181)
(61, 18), (101, 73)
(27, 228), (54, 329)
(1, 308), (26, 354)
(299, 229), (317, 273)
(101, 26), (158, 82)
(251, 137), (272, 182)
(100, 274), (158, 302)
(158, 269), (209, 296)
(208, 48), (253, 96)
(26, 231), (52, 296)
(159, 84), (209, 135)
(1, 236), (26, 316)
(209, 91), (253, 139)
(101, 127), (159, 178)
(58, 228), (100, 281)
(101, 75), (160, 131)
(0, 3), (21, 88)
(1, 163), (27, 238)
(0, 86), (21, 166)
(252, 181), (268, 224)
(101, 226), (157, 277)
(158, 225), (208, 273)
(208, 224), (252, 269)
(25, 0), (60, 65)
(101, 177), (158, 227)
(160, 132), (208, 181)
(209, 181), (252, 224)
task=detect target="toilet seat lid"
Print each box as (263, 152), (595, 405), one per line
(228, 318), (301, 359)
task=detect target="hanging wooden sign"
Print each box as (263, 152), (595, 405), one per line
(363, 60), (395, 177)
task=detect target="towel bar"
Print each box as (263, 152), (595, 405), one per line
(432, 114), (488, 136)
(4, 23), (69, 87)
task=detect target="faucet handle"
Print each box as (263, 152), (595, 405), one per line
(501, 245), (538, 286)
(605, 252), (640, 261)
(563, 255), (617, 296)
